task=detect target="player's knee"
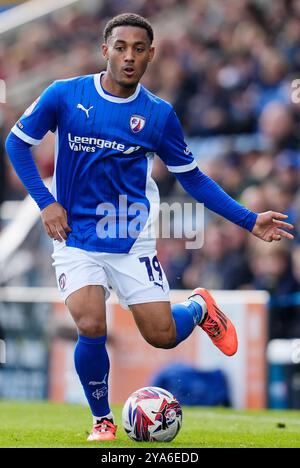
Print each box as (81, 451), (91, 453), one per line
(76, 316), (106, 338)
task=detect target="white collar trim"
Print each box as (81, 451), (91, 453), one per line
(94, 72), (141, 103)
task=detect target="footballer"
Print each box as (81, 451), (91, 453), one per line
(6, 13), (294, 441)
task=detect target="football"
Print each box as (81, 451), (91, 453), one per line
(122, 386), (182, 442)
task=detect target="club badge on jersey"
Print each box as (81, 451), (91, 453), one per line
(130, 115), (146, 133)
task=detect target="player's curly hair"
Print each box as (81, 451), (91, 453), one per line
(103, 13), (154, 44)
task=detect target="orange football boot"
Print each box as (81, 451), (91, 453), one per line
(87, 419), (117, 441)
(189, 288), (238, 356)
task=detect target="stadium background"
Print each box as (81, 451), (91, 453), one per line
(0, 0), (300, 411)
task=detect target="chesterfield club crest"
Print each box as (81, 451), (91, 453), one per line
(58, 273), (66, 291)
(130, 115), (146, 133)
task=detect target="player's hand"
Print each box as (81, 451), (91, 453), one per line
(41, 202), (71, 242)
(251, 211), (294, 242)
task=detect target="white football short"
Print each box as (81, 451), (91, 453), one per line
(51, 242), (170, 309)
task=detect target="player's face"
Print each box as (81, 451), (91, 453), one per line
(102, 26), (154, 89)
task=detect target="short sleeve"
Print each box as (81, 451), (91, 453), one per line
(11, 82), (58, 146)
(157, 109), (198, 173)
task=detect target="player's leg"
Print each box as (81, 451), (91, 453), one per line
(103, 252), (203, 348)
(104, 250), (237, 356)
(130, 301), (175, 348)
(105, 251), (206, 348)
(130, 289), (238, 356)
(66, 285), (117, 441)
(129, 299), (205, 349)
(52, 244), (117, 441)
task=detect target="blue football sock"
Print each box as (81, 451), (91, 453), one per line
(172, 300), (204, 346)
(74, 334), (110, 418)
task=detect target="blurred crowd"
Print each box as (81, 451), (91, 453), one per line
(1, 0), (300, 338)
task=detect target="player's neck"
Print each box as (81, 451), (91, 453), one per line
(101, 71), (138, 98)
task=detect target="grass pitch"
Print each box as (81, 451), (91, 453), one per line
(1, 401), (300, 448)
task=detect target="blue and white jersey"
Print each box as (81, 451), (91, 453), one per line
(11, 72), (197, 253)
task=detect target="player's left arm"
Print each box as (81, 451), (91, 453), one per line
(157, 110), (294, 242)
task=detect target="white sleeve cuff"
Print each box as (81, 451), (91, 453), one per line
(166, 160), (198, 173)
(11, 125), (42, 146)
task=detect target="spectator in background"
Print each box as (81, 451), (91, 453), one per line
(240, 185), (268, 213)
(273, 149), (300, 195)
(182, 221), (251, 290)
(291, 246), (300, 288)
(262, 179), (295, 218)
(248, 241), (295, 294)
(259, 102), (299, 152)
(249, 240), (299, 338)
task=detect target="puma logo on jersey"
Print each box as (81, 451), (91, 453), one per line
(77, 103), (93, 118)
(154, 281), (164, 291)
(123, 145), (141, 154)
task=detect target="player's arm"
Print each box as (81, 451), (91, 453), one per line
(5, 83), (70, 241)
(175, 168), (294, 242)
(157, 110), (294, 242)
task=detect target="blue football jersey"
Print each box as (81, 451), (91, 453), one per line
(11, 72), (197, 253)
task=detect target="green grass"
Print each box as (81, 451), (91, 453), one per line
(1, 401), (300, 448)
